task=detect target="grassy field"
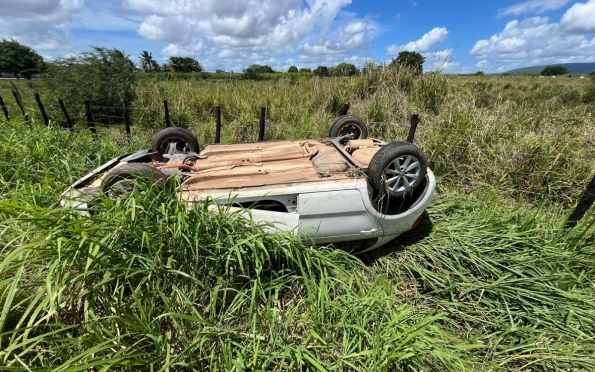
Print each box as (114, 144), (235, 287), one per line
(0, 71), (594, 371)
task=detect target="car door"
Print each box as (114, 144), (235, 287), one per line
(297, 189), (383, 244)
(225, 207), (300, 234)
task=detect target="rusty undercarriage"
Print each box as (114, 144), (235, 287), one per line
(157, 139), (382, 191)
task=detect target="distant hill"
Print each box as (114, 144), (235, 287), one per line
(505, 62), (595, 75)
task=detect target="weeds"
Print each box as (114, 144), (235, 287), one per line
(1, 73), (594, 370)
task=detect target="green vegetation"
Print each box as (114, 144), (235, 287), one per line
(1, 69), (595, 370)
(164, 56), (204, 73)
(332, 63), (358, 76)
(585, 74), (595, 103)
(44, 47), (136, 123)
(0, 39), (45, 79)
(139, 50), (160, 72)
(390, 51), (426, 75)
(541, 65), (570, 76)
(313, 65), (331, 77)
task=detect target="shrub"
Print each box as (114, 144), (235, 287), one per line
(45, 47), (136, 123)
(313, 66), (331, 77)
(0, 39), (45, 79)
(164, 56), (203, 72)
(541, 65), (570, 76)
(332, 63), (358, 76)
(390, 51), (425, 75)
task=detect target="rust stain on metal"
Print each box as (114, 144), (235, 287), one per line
(154, 140), (368, 191)
(351, 147), (379, 165)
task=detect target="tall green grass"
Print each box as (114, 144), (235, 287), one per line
(1, 171), (593, 370)
(1, 72), (594, 370)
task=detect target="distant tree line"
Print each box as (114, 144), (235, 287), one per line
(0, 39), (435, 124)
(1, 39), (428, 81)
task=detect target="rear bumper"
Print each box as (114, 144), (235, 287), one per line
(359, 169), (436, 253)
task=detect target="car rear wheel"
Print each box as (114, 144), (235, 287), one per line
(101, 163), (167, 196)
(368, 141), (427, 199)
(328, 115), (368, 139)
(151, 127), (200, 162)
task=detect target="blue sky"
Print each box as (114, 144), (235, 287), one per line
(1, 0), (594, 73)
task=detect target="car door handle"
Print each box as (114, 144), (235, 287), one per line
(360, 228), (377, 235)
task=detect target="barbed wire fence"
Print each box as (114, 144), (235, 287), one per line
(0, 89), (593, 228)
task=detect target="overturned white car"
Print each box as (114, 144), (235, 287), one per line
(61, 116), (436, 253)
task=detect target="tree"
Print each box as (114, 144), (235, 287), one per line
(474, 71), (486, 76)
(299, 67), (312, 73)
(139, 51), (159, 72)
(313, 66), (330, 77)
(45, 47), (136, 123)
(390, 51), (425, 75)
(332, 63), (358, 76)
(245, 64), (275, 74)
(166, 56), (203, 72)
(287, 66), (298, 73)
(242, 64), (276, 80)
(541, 65), (570, 76)
(0, 39), (45, 79)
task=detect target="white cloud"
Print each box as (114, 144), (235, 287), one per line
(162, 41), (206, 56)
(138, 15), (195, 44)
(125, 0), (353, 51)
(0, 0), (83, 22)
(0, 0), (83, 51)
(476, 60), (489, 68)
(122, 0), (378, 70)
(386, 27), (449, 55)
(497, 0), (571, 17)
(560, 0), (595, 34)
(470, 15), (595, 72)
(69, 1), (142, 31)
(425, 49), (455, 72)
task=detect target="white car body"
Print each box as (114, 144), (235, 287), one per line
(61, 139), (436, 253)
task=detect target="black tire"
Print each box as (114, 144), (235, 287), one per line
(101, 163), (167, 196)
(368, 141), (427, 199)
(151, 127), (200, 162)
(328, 115), (369, 139)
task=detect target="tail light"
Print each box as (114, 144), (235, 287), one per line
(411, 215), (423, 229)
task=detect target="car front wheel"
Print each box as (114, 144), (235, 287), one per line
(328, 115), (369, 139)
(368, 141), (428, 199)
(151, 127), (200, 162)
(100, 163), (167, 196)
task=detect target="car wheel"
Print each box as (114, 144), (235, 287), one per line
(151, 127), (200, 162)
(101, 163), (167, 196)
(368, 141), (427, 199)
(328, 115), (369, 139)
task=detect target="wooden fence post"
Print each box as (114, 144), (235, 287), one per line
(84, 100), (97, 135)
(215, 105), (221, 144)
(407, 114), (420, 144)
(34, 92), (50, 126)
(124, 102), (132, 142)
(9, 81), (29, 123)
(339, 103), (350, 116)
(12, 90), (29, 123)
(566, 174), (595, 229)
(163, 100), (171, 127)
(0, 95), (9, 120)
(58, 99), (73, 131)
(258, 106), (266, 142)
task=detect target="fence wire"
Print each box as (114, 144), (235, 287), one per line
(1, 93), (593, 216)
